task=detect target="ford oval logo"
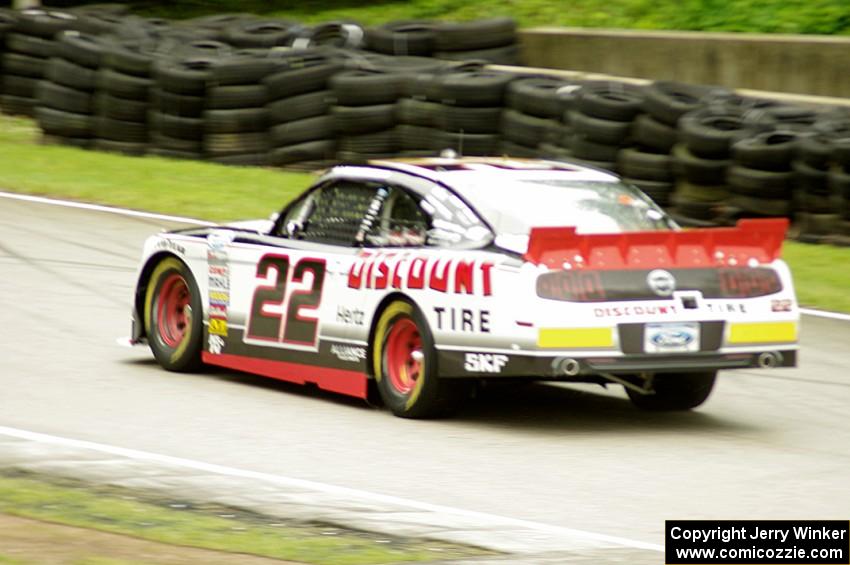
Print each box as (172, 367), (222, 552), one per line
(647, 269), (676, 297)
(650, 329), (694, 347)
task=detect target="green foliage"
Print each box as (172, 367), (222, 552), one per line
(132, 0), (850, 34)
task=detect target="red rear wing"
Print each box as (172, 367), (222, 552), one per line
(523, 219), (789, 270)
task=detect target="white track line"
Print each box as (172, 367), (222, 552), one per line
(799, 308), (850, 322)
(4, 191), (849, 324)
(0, 425), (662, 552)
(0, 191), (214, 226)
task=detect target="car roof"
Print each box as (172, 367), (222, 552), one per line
(367, 156), (619, 185)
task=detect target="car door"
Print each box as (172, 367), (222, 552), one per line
(216, 179), (384, 377)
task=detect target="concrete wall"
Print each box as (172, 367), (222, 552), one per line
(519, 28), (850, 98)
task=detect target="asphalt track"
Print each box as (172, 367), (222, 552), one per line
(2, 194), (849, 548)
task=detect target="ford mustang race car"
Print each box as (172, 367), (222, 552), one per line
(129, 157), (799, 418)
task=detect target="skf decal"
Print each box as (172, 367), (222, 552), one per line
(464, 353), (508, 373)
(434, 307), (491, 333)
(348, 253), (494, 296)
(330, 344), (367, 363)
(208, 317), (228, 337)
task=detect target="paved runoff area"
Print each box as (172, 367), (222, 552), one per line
(2, 192), (850, 563)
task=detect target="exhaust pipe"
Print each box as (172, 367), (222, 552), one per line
(558, 358), (581, 377)
(757, 351), (782, 369)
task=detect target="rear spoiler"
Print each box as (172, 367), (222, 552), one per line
(523, 218), (789, 270)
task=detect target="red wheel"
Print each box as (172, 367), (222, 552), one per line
(384, 317), (423, 395)
(372, 300), (466, 418)
(156, 273), (191, 348)
(145, 257), (203, 372)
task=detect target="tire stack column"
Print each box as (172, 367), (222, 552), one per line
(266, 54), (339, 168)
(1, 9), (80, 117)
(95, 40), (155, 155)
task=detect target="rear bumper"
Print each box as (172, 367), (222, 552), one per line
(437, 348), (797, 378)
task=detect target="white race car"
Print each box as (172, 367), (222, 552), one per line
(129, 157), (799, 417)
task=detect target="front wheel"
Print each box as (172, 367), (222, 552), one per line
(627, 371), (717, 411)
(372, 300), (464, 418)
(144, 257), (203, 372)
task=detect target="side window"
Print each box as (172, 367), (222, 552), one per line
(279, 181), (380, 246)
(364, 187), (429, 248)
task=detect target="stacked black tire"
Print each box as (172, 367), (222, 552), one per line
(566, 82), (645, 174)
(205, 50), (274, 166)
(95, 39), (156, 155)
(396, 76), (443, 157)
(727, 129), (797, 221)
(36, 31), (106, 148)
(501, 76), (569, 159)
(433, 17), (520, 65)
(2, 9), (82, 117)
(831, 133), (850, 242)
(365, 20), (435, 58)
(421, 66), (508, 157)
(330, 68), (404, 162)
(266, 52), (339, 168)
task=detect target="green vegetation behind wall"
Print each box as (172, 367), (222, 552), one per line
(130, 0), (850, 35)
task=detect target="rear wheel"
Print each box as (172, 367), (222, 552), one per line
(144, 257), (203, 372)
(372, 300), (463, 418)
(627, 371), (717, 411)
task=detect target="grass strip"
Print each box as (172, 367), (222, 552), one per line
(0, 114), (847, 312)
(0, 471), (489, 564)
(0, 116), (309, 223)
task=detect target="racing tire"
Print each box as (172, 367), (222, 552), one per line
(46, 57), (98, 91)
(1, 53), (47, 78)
(372, 300), (464, 418)
(731, 131), (798, 171)
(396, 98), (441, 128)
(642, 81), (709, 126)
(5, 33), (55, 58)
(331, 104), (397, 135)
(329, 70), (405, 106)
(435, 68), (515, 107)
(617, 148), (673, 181)
(268, 90), (332, 123)
(436, 131), (499, 156)
(144, 257), (204, 372)
(576, 82), (645, 122)
(397, 125), (440, 151)
(365, 20), (435, 56)
(206, 84), (269, 110)
(567, 110), (632, 146)
(501, 109), (559, 148)
(627, 371), (716, 411)
(433, 17), (516, 52)
(632, 114), (677, 153)
(499, 140), (543, 159)
(435, 104), (502, 134)
(672, 144), (730, 186)
(506, 77), (571, 119)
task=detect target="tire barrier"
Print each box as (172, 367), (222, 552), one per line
(4, 7), (850, 243)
